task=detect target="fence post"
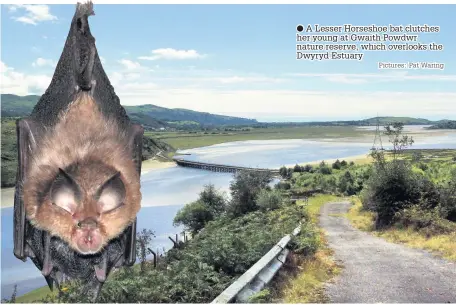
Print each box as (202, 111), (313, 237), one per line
(148, 248), (157, 268)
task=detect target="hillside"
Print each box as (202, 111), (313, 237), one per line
(0, 94), (257, 128)
(427, 120), (456, 130)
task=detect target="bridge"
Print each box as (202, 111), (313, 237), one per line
(173, 158), (280, 175)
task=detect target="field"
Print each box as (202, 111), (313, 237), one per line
(145, 126), (373, 150)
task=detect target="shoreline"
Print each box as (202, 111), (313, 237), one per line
(285, 153), (372, 168)
(1, 159), (176, 209)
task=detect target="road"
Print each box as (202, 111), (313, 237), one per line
(320, 201), (456, 303)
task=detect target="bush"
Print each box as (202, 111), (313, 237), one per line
(318, 161), (332, 175)
(226, 170), (273, 217)
(362, 161), (421, 228)
(174, 184), (227, 233)
(302, 164), (313, 172)
(340, 160), (348, 167)
(293, 164), (302, 173)
(393, 206), (456, 236)
(332, 159), (342, 170)
(275, 181), (291, 190)
(256, 189), (283, 211)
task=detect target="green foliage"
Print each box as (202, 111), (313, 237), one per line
(136, 229), (156, 273)
(256, 189), (283, 211)
(44, 203), (316, 304)
(227, 171), (273, 217)
(248, 289), (272, 303)
(332, 159), (342, 170)
(279, 166), (292, 179)
(318, 161), (332, 175)
(393, 206), (456, 236)
(173, 184), (227, 233)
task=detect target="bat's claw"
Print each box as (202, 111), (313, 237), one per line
(94, 252), (108, 282)
(42, 234), (53, 276)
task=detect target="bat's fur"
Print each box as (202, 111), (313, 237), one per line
(23, 92), (141, 254)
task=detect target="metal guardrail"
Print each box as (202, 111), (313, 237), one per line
(211, 224), (302, 303)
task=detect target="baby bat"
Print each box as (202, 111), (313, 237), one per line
(13, 1), (143, 300)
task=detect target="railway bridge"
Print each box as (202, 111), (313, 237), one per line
(173, 158), (280, 175)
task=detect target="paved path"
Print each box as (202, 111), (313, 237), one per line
(320, 201), (456, 303)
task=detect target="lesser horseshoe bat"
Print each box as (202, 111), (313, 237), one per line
(13, 1), (143, 300)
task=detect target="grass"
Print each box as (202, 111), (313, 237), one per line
(346, 197), (456, 262)
(14, 286), (53, 303)
(296, 194), (339, 224)
(145, 126), (371, 150)
(275, 233), (342, 303)
(261, 195), (342, 303)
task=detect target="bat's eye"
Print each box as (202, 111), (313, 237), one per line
(77, 222), (82, 228)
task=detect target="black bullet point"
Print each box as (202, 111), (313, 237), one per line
(297, 24), (304, 32)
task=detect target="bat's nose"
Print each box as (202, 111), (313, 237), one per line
(77, 217), (98, 229)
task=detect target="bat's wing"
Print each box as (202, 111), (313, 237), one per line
(13, 118), (41, 261)
(121, 123), (144, 267)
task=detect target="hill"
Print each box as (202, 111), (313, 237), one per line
(0, 94), (257, 128)
(427, 120), (456, 130)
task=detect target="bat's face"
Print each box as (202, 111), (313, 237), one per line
(27, 159), (140, 255)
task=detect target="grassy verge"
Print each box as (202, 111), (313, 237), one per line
(347, 197), (456, 262)
(14, 286), (53, 303)
(258, 195), (342, 303)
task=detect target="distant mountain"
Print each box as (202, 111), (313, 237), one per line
(427, 120), (456, 130)
(0, 94), (258, 128)
(124, 104), (257, 127)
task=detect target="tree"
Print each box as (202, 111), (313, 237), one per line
(136, 229), (156, 273)
(293, 164), (302, 172)
(332, 159), (342, 170)
(384, 122), (414, 160)
(227, 170), (273, 217)
(174, 184), (227, 233)
(256, 189), (283, 211)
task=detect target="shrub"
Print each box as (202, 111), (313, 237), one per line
(393, 206), (456, 236)
(275, 181), (291, 190)
(174, 184), (227, 233)
(226, 170), (273, 217)
(332, 159), (342, 170)
(340, 160), (348, 167)
(256, 189), (283, 211)
(293, 164), (302, 172)
(362, 161), (421, 228)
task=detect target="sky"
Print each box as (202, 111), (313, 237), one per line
(1, 3), (455, 122)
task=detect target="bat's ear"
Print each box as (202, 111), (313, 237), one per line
(127, 123), (144, 174)
(50, 168), (81, 215)
(95, 172), (126, 214)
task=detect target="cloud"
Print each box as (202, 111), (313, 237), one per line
(32, 57), (55, 68)
(1, 62), (453, 121)
(1, 61), (51, 95)
(215, 76), (286, 84)
(138, 48), (206, 61)
(118, 59), (141, 70)
(100, 56), (106, 64)
(289, 72), (456, 84)
(8, 4), (57, 25)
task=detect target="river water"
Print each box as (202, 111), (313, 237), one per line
(1, 126), (455, 298)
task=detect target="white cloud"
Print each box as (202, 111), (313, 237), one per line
(32, 57), (55, 68)
(1, 61), (454, 120)
(216, 76), (286, 84)
(138, 48), (206, 61)
(289, 72), (456, 84)
(1, 61), (51, 95)
(9, 4), (57, 25)
(100, 56), (106, 64)
(118, 59), (141, 70)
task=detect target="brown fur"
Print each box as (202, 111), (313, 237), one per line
(23, 92), (141, 252)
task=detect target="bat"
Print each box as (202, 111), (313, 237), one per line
(13, 1), (143, 300)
